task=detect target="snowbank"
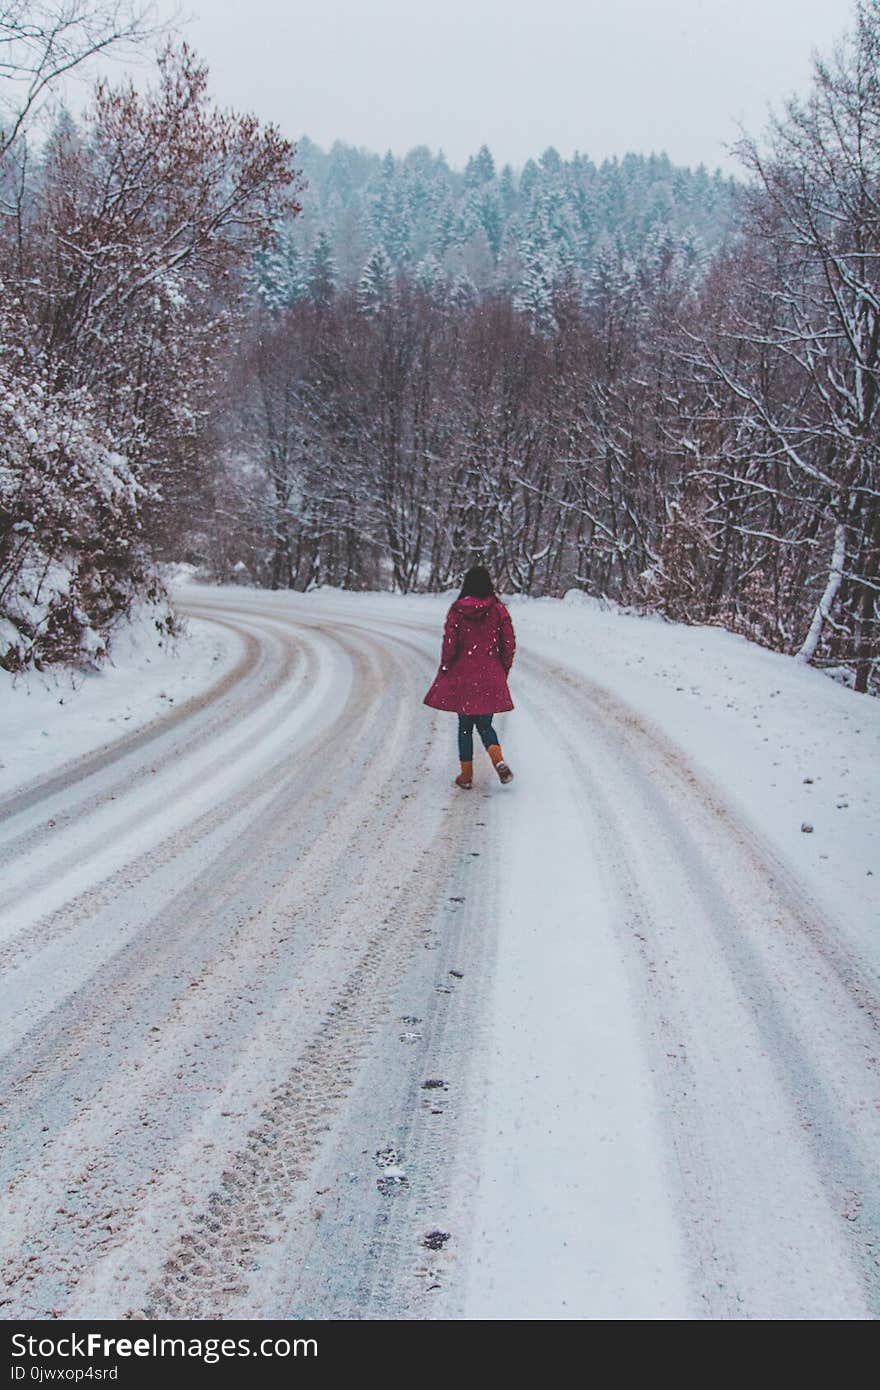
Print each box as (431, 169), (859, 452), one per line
(0, 606), (238, 798)
(507, 590), (879, 957)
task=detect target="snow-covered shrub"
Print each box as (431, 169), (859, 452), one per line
(0, 361), (173, 671)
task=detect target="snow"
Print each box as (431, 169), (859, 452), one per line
(256, 584), (878, 1317)
(0, 607), (239, 797)
(275, 584), (878, 954)
(0, 580), (877, 1320)
(250, 582), (877, 959)
(507, 589), (878, 961)
(463, 591), (879, 1318)
(465, 722), (692, 1318)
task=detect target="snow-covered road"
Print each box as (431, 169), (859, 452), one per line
(1, 586), (878, 1320)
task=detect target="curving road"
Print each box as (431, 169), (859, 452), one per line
(0, 588), (877, 1320)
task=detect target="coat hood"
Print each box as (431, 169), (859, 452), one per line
(454, 595), (496, 621)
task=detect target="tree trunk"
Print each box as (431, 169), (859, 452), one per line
(796, 521), (846, 666)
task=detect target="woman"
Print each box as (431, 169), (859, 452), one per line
(424, 566), (516, 788)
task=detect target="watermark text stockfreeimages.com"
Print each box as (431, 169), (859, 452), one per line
(11, 1332), (317, 1369)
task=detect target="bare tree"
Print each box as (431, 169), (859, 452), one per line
(1, 41), (301, 668)
(680, 1), (880, 685)
(0, 0), (158, 158)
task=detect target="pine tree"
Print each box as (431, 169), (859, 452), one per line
(43, 105), (81, 159)
(498, 164), (518, 216)
(513, 242), (557, 335)
(519, 158), (540, 201)
(464, 143), (495, 188)
(433, 199), (459, 256)
(414, 252), (446, 298)
(369, 150), (397, 243)
(678, 225), (707, 276)
(478, 188), (504, 259)
(449, 271), (478, 310)
(585, 233), (636, 314)
(306, 228), (337, 306)
(255, 222), (307, 311)
(385, 179), (415, 266)
(496, 216), (525, 293)
(539, 146), (563, 176)
(247, 138), (737, 303)
(358, 245), (395, 315)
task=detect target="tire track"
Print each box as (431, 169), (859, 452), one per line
(139, 776), (476, 1319)
(0, 620), (316, 932)
(517, 651), (880, 1318)
(0, 614), (300, 874)
(0, 605), (475, 1319)
(8, 591), (871, 1321)
(0, 617), (259, 830)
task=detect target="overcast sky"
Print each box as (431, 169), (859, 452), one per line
(125, 0), (852, 172)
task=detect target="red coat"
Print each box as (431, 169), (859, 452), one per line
(423, 596), (516, 714)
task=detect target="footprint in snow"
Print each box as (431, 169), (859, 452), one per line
(375, 1146), (408, 1195)
(422, 1230), (451, 1251)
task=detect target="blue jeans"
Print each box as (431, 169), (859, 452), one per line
(458, 713), (499, 761)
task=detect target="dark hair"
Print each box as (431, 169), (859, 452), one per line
(459, 565), (495, 599)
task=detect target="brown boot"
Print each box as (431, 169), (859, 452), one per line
(487, 744), (514, 784)
(454, 760), (473, 789)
